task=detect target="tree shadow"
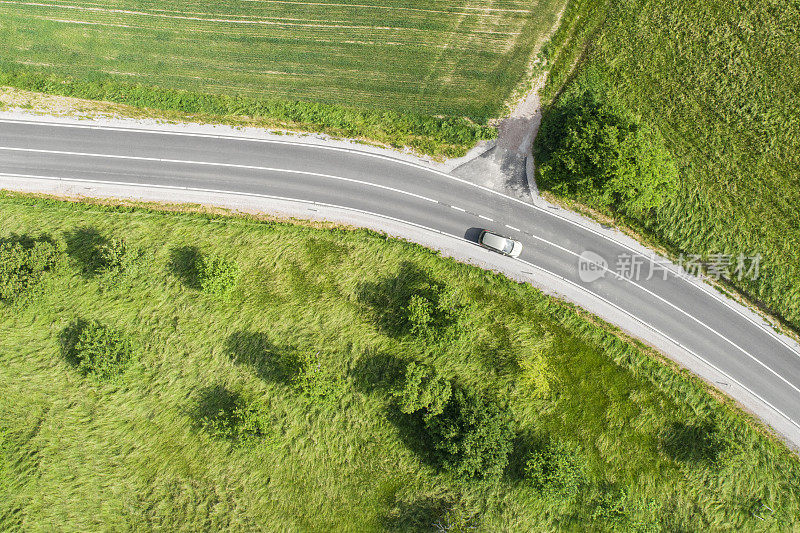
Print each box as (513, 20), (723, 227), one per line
(224, 330), (299, 384)
(355, 261), (451, 337)
(64, 226), (108, 277)
(659, 421), (725, 464)
(191, 384), (241, 437)
(0, 232), (60, 249)
(350, 349), (406, 394)
(505, 430), (548, 482)
(382, 495), (451, 532)
(58, 318), (90, 368)
(168, 245), (202, 289)
(385, 405), (441, 471)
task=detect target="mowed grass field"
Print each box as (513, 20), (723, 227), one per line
(536, 0), (800, 330)
(1, 194), (800, 531)
(0, 0), (565, 120)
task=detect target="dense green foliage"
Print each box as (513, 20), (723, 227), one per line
(197, 253), (239, 295)
(60, 319), (135, 380)
(96, 237), (139, 277)
(197, 386), (271, 445)
(537, 0), (800, 330)
(0, 235), (64, 301)
(536, 81), (678, 220)
(420, 388), (514, 482)
(392, 362), (452, 419)
(0, 194), (798, 530)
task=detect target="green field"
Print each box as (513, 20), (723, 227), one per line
(1, 193), (799, 531)
(0, 0), (565, 120)
(535, 0), (800, 331)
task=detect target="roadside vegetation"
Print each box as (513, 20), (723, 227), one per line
(535, 0), (800, 331)
(0, 0), (568, 157)
(0, 193), (798, 531)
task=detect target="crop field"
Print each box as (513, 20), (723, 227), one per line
(536, 0), (800, 331)
(0, 0), (566, 120)
(1, 193), (799, 531)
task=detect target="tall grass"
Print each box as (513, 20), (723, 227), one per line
(536, 0), (800, 331)
(0, 193), (798, 531)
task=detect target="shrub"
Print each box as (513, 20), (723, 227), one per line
(423, 388), (514, 481)
(358, 262), (463, 338)
(0, 235), (65, 301)
(535, 86), (677, 221)
(198, 387), (270, 445)
(524, 441), (584, 499)
(61, 320), (135, 379)
(197, 254), (239, 295)
(97, 237), (140, 276)
(392, 362), (452, 419)
(293, 351), (344, 403)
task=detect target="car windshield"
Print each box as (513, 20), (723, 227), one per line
(503, 240), (514, 253)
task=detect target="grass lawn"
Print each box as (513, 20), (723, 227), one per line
(0, 0), (566, 121)
(1, 193), (799, 531)
(535, 0), (800, 332)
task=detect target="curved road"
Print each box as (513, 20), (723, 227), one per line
(2, 117), (800, 448)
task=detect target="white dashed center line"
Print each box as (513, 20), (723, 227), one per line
(505, 224), (520, 232)
(478, 214), (493, 221)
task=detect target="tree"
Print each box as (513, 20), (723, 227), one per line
(97, 237), (140, 276)
(0, 236), (65, 301)
(423, 388), (514, 481)
(293, 351), (344, 404)
(197, 253), (239, 295)
(392, 362), (452, 419)
(535, 88), (677, 221)
(198, 387), (270, 445)
(62, 320), (135, 380)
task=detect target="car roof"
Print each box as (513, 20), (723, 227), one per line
(482, 231), (514, 253)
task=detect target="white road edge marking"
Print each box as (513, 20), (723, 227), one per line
(4, 116), (790, 358)
(0, 146), (439, 204)
(4, 170), (799, 433)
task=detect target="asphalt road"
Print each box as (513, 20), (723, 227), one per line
(2, 118), (800, 448)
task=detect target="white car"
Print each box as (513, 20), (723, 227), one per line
(478, 230), (523, 258)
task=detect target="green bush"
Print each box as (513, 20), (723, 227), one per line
(197, 254), (239, 295)
(535, 84), (677, 221)
(0, 235), (65, 301)
(61, 320), (135, 380)
(525, 441), (584, 499)
(97, 238), (140, 277)
(423, 388), (514, 481)
(392, 362), (452, 419)
(198, 387), (270, 445)
(293, 351), (344, 404)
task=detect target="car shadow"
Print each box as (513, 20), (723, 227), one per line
(464, 227), (484, 243)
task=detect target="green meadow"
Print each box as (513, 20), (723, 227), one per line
(1, 193), (798, 531)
